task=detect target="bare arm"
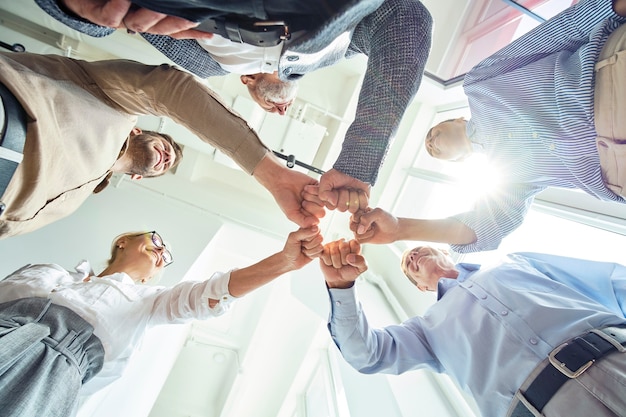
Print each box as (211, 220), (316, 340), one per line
(225, 226), (323, 299)
(351, 208), (477, 246)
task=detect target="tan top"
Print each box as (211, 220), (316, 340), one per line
(0, 52), (269, 238)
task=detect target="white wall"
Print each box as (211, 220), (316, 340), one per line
(0, 177), (224, 285)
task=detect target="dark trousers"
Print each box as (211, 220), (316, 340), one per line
(131, 0), (354, 22)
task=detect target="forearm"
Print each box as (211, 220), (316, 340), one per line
(334, 0), (432, 184)
(76, 59), (270, 173)
(395, 217), (477, 245)
(34, 0), (116, 37)
(328, 286), (434, 374)
(228, 252), (292, 298)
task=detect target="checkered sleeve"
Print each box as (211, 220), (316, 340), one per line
(333, 0), (433, 184)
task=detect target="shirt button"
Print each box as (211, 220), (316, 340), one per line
(532, 132), (538, 138)
(335, 301), (342, 306)
(283, 67), (293, 76)
(286, 55), (299, 61)
(501, 310), (508, 316)
(549, 143), (555, 150)
(529, 338), (538, 345)
(467, 284), (473, 288)
(480, 294), (487, 300)
(222, 296), (228, 300)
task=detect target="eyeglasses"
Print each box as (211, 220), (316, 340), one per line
(138, 231), (173, 267)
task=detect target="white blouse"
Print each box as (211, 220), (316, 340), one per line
(0, 260), (236, 391)
(197, 34), (283, 74)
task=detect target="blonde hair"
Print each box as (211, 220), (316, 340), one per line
(107, 231), (147, 267)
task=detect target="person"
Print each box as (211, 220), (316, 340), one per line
(0, 226), (323, 416)
(34, 0), (434, 211)
(0, 51), (324, 238)
(319, 239), (626, 417)
(350, 0), (626, 253)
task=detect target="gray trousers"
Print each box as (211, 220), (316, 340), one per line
(0, 298), (104, 417)
(507, 332), (626, 417)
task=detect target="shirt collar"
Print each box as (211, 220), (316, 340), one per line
(73, 260), (135, 285)
(436, 262), (481, 300)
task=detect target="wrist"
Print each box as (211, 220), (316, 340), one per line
(325, 280), (355, 290)
(253, 153), (279, 188)
(394, 217), (410, 241)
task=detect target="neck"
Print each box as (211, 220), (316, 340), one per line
(440, 267), (460, 280)
(98, 261), (143, 283)
(110, 155), (131, 174)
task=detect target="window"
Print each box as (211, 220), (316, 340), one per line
(435, 0), (578, 82)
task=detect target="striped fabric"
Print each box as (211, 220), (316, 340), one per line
(450, 0), (626, 253)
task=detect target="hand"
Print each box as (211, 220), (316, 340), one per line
(254, 154), (326, 228)
(60, 0), (213, 39)
(614, 0), (626, 16)
(120, 8), (214, 39)
(350, 208), (400, 245)
(318, 169), (371, 213)
(282, 226), (324, 270)
(320, 239), (367, 289)
(61, 0), (131, 27)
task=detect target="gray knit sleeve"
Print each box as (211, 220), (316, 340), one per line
(333, 0), (432, 184)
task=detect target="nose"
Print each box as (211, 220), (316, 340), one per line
(274, 103), (289, 115)
(162, 147), (172, 168)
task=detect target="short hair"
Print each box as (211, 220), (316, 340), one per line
(424, 118), (457, 157)
(400, 246), (424, 286)
(107, 231), (167, 283)
(107, 231), (146, 267)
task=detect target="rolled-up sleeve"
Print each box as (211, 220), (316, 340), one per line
(148, 270), (239, 325)
(201, 270), (238, 315)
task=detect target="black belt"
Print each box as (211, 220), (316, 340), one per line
(510, 325), (626, 417)
(0, 80), (27, 215)
(195, 15), (314, 47)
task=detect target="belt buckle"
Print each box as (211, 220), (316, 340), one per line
(252, 20), (291, 41)
(548, 342), (594, 378)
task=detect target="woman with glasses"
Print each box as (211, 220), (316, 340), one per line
(0, 226), (322, 417)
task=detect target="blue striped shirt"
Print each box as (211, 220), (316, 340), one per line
(451, 0), (626, 253)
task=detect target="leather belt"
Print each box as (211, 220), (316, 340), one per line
(509, 325), (626, 417)
(0, 80), (27, 215)
(195, 15), (314, 47)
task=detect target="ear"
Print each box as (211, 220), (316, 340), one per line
(129, 174), (143, 180)
(240, 74), (255, 85)
(116, 236), (129, 249)
(130, 127), (142, 136)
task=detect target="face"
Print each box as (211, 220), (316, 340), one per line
(118, 233), (170, 281)
(403, 247), (456, 292)
(425, 118), (470, 161)
(126, 133), (177, 177)
(241, 73), (297, 116)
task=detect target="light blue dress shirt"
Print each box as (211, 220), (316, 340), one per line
(450, 0), (626, 253)
(327, 253), (626, 417)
